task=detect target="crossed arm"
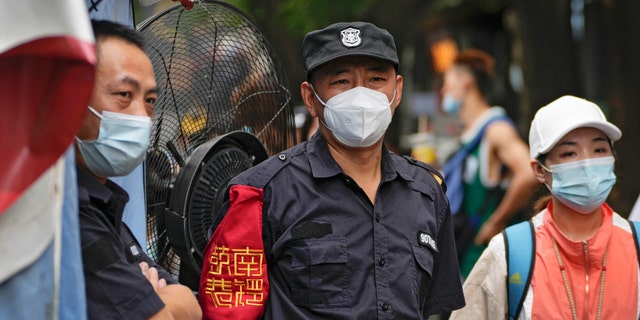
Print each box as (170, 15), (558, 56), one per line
(140, 262), (202, 320)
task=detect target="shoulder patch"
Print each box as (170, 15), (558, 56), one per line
(429, 171), (443, 186)
(402, 155), (445, 189)
(77, 187), (90, 206)
(240, 153), (291, 189)
(418, 231), (439, 252)
(240, 144), (306, 189)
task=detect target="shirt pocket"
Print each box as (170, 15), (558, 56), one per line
(284, 236), (350, 308)
(412, 243), (435, 310)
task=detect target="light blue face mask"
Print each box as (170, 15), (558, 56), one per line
(442, 93), (462, 115)
(76, 106), (152, 177)
(542, 156), (616, 214)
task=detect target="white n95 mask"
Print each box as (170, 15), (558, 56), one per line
(76, 106), (152, 177)
(313, 86), (394, 147)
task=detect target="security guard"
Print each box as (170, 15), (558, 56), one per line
(198, 21), (465, 319)
(77, 20), (201, 319)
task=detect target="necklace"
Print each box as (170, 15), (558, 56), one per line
(551, 236), (608, 320)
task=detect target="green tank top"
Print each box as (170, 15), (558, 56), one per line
(459, 128), (505, 277)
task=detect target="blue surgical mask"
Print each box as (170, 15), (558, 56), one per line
(442, 93), (462, 115)
(76, 106), (152, 177)
(542, 156), (616, 214)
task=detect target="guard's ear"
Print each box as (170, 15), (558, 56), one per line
(391, 74), (403, 113)
(300, 81), (320, 118)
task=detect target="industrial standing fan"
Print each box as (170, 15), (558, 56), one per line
(138, 0), (295, 290)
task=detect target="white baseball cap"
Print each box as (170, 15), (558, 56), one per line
(529, 95), (621, 159)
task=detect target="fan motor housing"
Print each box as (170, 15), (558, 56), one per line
(165, 131), (268, 284)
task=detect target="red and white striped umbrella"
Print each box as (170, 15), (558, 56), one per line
(0, 0), (96, 214)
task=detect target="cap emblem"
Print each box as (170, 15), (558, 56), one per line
(340, 27), (361, 47)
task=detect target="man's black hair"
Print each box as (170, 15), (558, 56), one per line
(91, 19), (145, 50)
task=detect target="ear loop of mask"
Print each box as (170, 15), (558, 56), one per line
(87, 106), (103, 119)
(537, 161), (553, 191)
(75, 106), (102, 143)
(309, 85), (333, 132)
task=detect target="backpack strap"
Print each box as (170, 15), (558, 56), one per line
(504, 219), (639, 320)
(629, 221), (640, 320)
(442, 115), (511, 215)
(446, 115), (511, 167)
(503, 220), (535, 320)
(629, 220), (640, 268)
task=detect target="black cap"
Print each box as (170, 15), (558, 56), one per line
(302, 21), (399, 76)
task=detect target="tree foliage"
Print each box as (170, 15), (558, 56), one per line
(226, 0), (376, 37)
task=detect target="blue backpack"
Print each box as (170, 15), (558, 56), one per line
(503, 219), (640, 320)
(442, 116), (509, 216)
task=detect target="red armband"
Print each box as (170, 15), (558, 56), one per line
(199, 185), (269, 320)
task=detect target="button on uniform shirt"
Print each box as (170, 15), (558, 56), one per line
(77, 169), (177, 319)
(199, 132), (465, 319)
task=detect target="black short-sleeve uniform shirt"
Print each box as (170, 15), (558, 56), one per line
(77, 168), (177, 320)
(224, 132), (465, 319)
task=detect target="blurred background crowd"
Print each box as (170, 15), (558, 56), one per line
(139, 0), (640, 215)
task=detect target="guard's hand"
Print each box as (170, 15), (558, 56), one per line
(140, 261), (167, 292)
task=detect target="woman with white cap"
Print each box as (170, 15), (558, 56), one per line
(451, 95), (639, 319)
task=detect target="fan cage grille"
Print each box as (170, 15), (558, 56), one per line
(140, 1), (295, 275)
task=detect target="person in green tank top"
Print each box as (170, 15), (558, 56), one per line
(441, 49), (538, 277)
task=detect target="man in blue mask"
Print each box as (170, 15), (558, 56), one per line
(74, 20), (201, 320)
(440, 49), (538, 278)
(199, 21), (464, 319)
